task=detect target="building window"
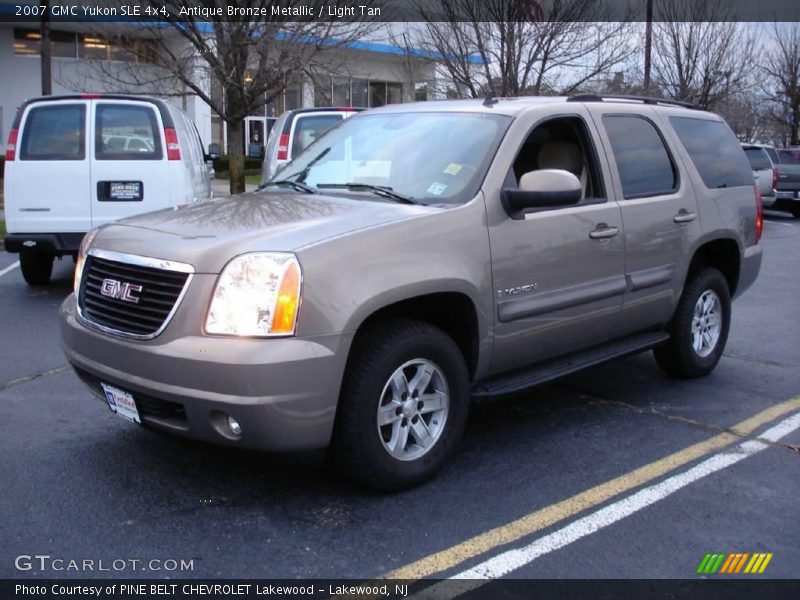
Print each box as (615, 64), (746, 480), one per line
(332, 78), (351, 107)
(387, 82), (403, 104)
(369, 81), (387, 107)
(13, 28), (154, 63)
(351, 79), (369, 108)
(314, 77), (332, 107)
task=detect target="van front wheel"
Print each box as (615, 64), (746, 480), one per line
(20, 252), (54, 286)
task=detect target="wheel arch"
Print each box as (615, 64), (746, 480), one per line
(687, 237), (741, 296)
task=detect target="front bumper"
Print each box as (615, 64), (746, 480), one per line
(60, 295), (353, 451)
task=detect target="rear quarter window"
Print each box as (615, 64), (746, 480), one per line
(20, 104), (86, 160)
(96, 104), (162, 161)
(669, 117), (752, 188)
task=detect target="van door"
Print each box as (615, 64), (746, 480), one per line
(90, 100), (172, 227)
(12, 100), (90, 233)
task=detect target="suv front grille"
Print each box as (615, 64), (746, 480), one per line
(78, 253), (192, 338)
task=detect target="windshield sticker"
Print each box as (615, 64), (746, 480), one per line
(427, 182), (448, 196)
(444, 163), (463, 176)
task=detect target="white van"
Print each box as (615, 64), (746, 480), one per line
(3, 94), (213, 285)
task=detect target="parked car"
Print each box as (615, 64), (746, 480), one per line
(766, 146), (800, 218)
(741, 143), (776, 205)
(60, 95), (761, 490)
(3, 94), (214, 285)
(260, 107), (362, 182)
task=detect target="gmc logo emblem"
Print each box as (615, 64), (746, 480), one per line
(100, 278), (143, 304)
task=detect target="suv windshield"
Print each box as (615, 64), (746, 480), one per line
(273, 112), (511, 205)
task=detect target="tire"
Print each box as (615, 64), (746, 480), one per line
(20, 252), (54, 286)
(791, 205), (800, 219)
(654, 267), (731, 379)
(331, 319), (470, 491)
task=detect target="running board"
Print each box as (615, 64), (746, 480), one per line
(472, 331), (670, 398)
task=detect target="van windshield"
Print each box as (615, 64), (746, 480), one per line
(273, 112), (511, 205)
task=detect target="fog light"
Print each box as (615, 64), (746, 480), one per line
(227, 416), (242, 436)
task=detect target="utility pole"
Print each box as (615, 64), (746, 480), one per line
(643, 0), (653, 93)
(40, 0), (52, 95)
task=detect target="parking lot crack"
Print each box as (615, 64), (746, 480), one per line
(0, 365), (69, 393)
(578, 393), (800, 453)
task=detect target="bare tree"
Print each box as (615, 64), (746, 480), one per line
(405, 0), (634, 99)
(60, 1), (378, 193)
(651, 0), (758, 109)
(763, 23), (800, 146)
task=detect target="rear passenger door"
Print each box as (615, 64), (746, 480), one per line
(90, 100), (171, 227)
(13, 100), (90, 233)
(589, 106), (702, 334)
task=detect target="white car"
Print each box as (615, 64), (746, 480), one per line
(3, 94), (213, 285)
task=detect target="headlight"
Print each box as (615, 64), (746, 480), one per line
(73, 229), (98, 296)
(205, 252), (302, 337)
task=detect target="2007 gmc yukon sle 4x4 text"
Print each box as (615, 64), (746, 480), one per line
(60, 95), (762, 490)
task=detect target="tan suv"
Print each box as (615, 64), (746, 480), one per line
(60, 95), (762, 490)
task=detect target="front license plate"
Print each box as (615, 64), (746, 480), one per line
(101, 383), (141, 424)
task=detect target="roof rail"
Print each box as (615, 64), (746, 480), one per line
(567, 94), (702, 110)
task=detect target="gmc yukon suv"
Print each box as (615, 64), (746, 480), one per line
(60, 95), (762, 490)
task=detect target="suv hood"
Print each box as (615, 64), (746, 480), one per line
(91, 192), (427, 273)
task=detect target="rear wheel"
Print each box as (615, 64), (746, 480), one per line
(791, 205), (800, 219)
(20, 252), (54, 286)
(654, 267), (730, 378)
(331, 319), (470, 491)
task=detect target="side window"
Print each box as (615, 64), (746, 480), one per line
(96, 104), (162, 160)
(602, 115), (677, 199)
(20, 104), (86, 160)
(669, 117), (752, 189)
(764, 147), (779, 165)
(291, 114), (342, 157)
(510, 116), (606, 202)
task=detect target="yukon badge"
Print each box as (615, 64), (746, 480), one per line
(100, 278), (143, 304)
(497, 283), (538, 297)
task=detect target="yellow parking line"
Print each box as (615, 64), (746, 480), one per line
(383, 396), (800, 581)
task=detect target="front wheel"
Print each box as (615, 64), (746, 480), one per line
(20, 252), (54, 286)
(331, 319), (470, 491)
(654, 267), (731, 378)
(791, 205), (800, 219)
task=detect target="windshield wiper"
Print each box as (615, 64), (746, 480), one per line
(259, 180), (318, 194)
(316, 183), (420, 205)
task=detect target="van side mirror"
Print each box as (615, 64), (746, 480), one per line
(501, 169), (582, 220)
(207, 143), (221, 160)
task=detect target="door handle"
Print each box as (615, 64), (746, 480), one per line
(673, 210), (697, 224)
(589, 224), (620, 240)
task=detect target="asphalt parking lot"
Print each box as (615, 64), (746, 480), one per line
(1, 211), (798, 585)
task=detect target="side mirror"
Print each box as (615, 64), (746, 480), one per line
(502, 169), (582, 219)
(207, 143), (221, 160)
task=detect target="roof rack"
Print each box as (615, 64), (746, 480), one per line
(567, 94), (702, 110)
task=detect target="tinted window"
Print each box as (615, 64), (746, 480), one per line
(20, 104), (85, 160)
(764, 147), (779, 164)
(291, 114), (342, 157)
(743, 148), (771, 170)
(96, 104), (162, 160)
(778, 149), (800, 165)
(602, 115), (677, 198)
(669, 117), (752, 188)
